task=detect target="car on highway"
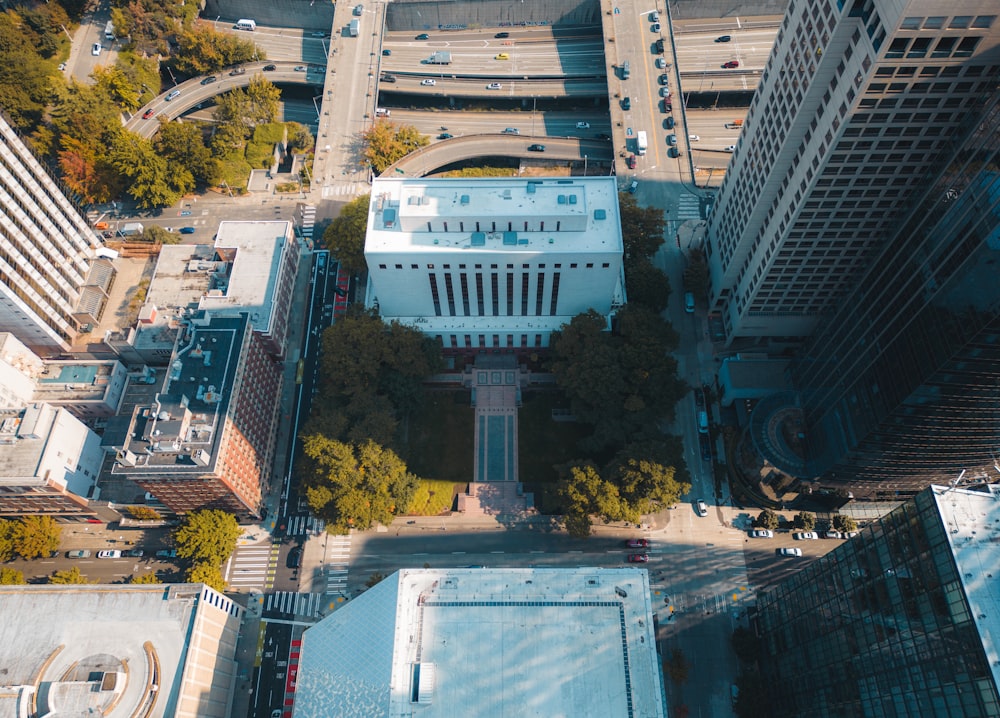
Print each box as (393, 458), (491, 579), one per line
(229, 67), (246, 75)
(695, 500), (709, 517)
(656, 57), (667, 68)
(287, 545), (303, 569)
(626, 154), (637, 169)
(793, 531), (819, 540)
(665, 116), (674, 129)
(495, 31), (510, 38)
(200, 76), (217, 85)
(67, 550), (91, 559)
(437, 133), (453, 139)
(415, 33), (430, 40)
(382, 49), (391, 56)
(716, 35), (732, 42)
(126, 548), (144, 557)
(382, 74), (397, 82)
(179, 227), (196, 234)
(626, 538), (650, 549)
(689, 134), (700, 141)
(527, 144), (545, 152)
(142, 109), (155, 119)
(91, 42), (102, 56)
(97, 550), (122, 559)
(271, 710), (282, 718)
(486, 82), (502, 90)
(421, 79), (436, 86)
(659, 87), (670, 97)
(723, 60), (740, 68)
(595, 133), (611, 140)
(725, 144), (737, 152)
(293, 65), (307, 72)
(165, 90), (180, 101)
(627, 553), (649, 563)
(263, 64), (277, 71)
(822, 530), (844, 539)
(778, 547), (803, 557)
(576, 121), (590, 129)
(749, 529), (774, 539)
(312, 31), (328, 37)
(502, 127), (519, 135)
(495, 53), (509, 60)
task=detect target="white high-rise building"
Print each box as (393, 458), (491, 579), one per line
(364, 177), (625, 350)
(706, 0), (1000, 347)
(0, 114), (107, 354)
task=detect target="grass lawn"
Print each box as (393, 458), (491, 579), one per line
(406, 479), (463, 515)
(404, 390), (475, 483)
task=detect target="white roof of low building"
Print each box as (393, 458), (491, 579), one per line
(294, 568), (666, 718)
(932, 484), (1000, 693)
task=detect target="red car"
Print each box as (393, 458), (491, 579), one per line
(627, 553), (649, 563)
(626, 539), (650, 549)
(626, 154), (637, 169)
(142, 109), (155, 119)
(722, 60), (740, 68)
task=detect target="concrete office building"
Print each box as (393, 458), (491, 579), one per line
(293, 568), (665, 718)
(0, 113), (113, 354)
(108, 312), (282, 519)
(755, 484), (1000, 717)
(0, 583), (242, 718)
(706, 0), (1000, 347)
(364, 177), (625, 351)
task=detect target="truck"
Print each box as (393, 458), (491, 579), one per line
(119, 222), (144, 237)
(426, 51), (452, 65)
(725, 120), (744, 129)
(621, 60), (631, 80)
(349, 18), (360, 36)
(636, 131), (648, 155)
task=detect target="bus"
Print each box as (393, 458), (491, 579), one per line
(295, 359), (305, 384)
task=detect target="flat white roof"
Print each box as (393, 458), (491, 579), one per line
(294, 568), (665, 718)
(933, 484), (1000, 691)
(366, 177), (623, 255)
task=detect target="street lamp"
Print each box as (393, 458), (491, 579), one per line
(584, 154), (588, 176)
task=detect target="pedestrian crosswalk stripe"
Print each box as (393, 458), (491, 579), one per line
(265, 591), (325, 617)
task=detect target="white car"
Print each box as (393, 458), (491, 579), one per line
(576, 121), (591, 129)
(656, 58), (667, 68)
(91, 42), (102, 56)
(793, 531), (819, 540)
(421, 79), (436, 86)
(778, 547), (803, 557)
(689, 134), (701, 141)
(97, 549), (122, 559)
(486, 82), (502, 90)
(725, 144), (737, 152)
(659, 87), (671, 97)
(695, 500), (709, 517)
(749, 529), (774, 538)
(293, 65), (308, 72)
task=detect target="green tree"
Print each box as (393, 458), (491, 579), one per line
(108, 130), (187, 208)
(93, 64), (142, 112)
(155, 119), (218, 185)
(793, 511), (816, 530)
(186, 562), (226, 592)
(143, 225), (182, 245)
(0, 567), (25, 585)
(832, 514), (858, 533)
(14, 515), (61, 559)
(126, 505), (162, 521)
(683, 248), (710, 298)
(559, 464), (637, 538)
(58, 134), (120, 204)
(754, 509), (780, 530)
(619, 193), (666, 260)
(363, 120), (430, 174)
(213, 75), (280, 140)
(50, 566), (91, 584)
(129, 572), (162, 584)
(0, 520), (16, 562)
(625, 257), (670, 312)
(321, 193), (369, 273)
(301, 437), (420, 531)
(609, 455), (690, 513)
(174, 509), (241, 567)
(286, 122), (315, 152)
(173, 25), (263, 74)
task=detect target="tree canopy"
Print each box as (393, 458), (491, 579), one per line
(321, 194), (369, 273)
(754, 509), (780, 530)
(173, 509), (241, 567)
(50, 566), (91, 584)
(559, 463), (637, 538)
(625, 256), (671, 312)
(363, 120), (429, 174)
(186, 562), (226, 592)
(129, 572), (162, 584)
(301, 437), (419, 531)
(619, 193), (666, 260)
(0, 567), (25, 585)
(0, 516), (62, 560)
(832, 514), (858, 532)
(793, 511), (816, 530)
(172, 25), (263, 75)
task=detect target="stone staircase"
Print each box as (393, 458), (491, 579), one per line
(457, 482), (535, 518)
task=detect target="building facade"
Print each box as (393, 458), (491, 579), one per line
(364, 177), (625, 351)
(755, 485), (1000, 717)
(706, 0), (1000, 347)
(109, 313), (282, 519)
(0, 113), (111, 354)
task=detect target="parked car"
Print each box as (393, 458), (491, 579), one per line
(67, 550), (91, 559)
(621, 97), (631, 110)
(179, 227), (196, 234)
(627, 553), (649, 563)
(659, 87), (671, 97)
(822, 531), (844, 539)
(420, 79), (436, 86)
(486, 82), (502, 90)
(652, 22), (660, 32)
(200, 75), (217, 85)
(628, 180), (638, 194)
(97, 550), (122, 559)
(778, 547), (803, 557)
(716, 35), (732, 42)
(155, 549), (178, 558)
(527, 144), (546, 152)
(665, 116), (675, 130)
(699, 434), (712, 462)
(142, 109), (155, 119)
(749, 529), (774, 539)
(695, 500), (709, 517)
(91, 42), (102, 56)
(263, 64), (277, 71)
(656, 57), (667, 68)
(576, 121), (591, 129)
(626, 538), (650, 549)
(626, 154), (637, 169)
(668, 146), (680, 158)
(353, 4), (364, 15)
(723, 60), (740, 68)
(844, 531), (860, 538)
(689, 134), (700, 141)
(312, 31), (328, 37)
(655, 38), (665, 54)
(126, 548), (144, 557)
(667, 134), (677, 145)
(793, 531), (819, 540)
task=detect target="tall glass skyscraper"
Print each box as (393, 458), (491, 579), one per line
(755, 485), (1000, 717)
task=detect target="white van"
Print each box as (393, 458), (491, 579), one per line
(235, 18), (256, 31)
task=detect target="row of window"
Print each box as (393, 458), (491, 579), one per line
(440, 334), (546, 349)
(377, 262), (610, 270)
(428, 271), (562, 317)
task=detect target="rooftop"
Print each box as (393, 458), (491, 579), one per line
(366, 177), (623, 255)
(294, 567), (665, 718)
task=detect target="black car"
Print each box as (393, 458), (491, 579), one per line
(699, 435), (712, 462)
(415, 33), (430, 40)
(200, 76), (217, 85)
(527, 144), (545, 152)
(382, 49), (391, 56)
(655, 38), (665, 54)
(495, 31), (509, 38)
(694, 387), (705, 408)
(263, 64), (277, 71)
(716, 35), (732, 42)
(665, 116), (675, 129)
(595, 133), (612, 141)
(287, 545), (303, 569)
(621, 97), (631, 110)
(438, 132), (453, 139)
(382, 74), (397, 83)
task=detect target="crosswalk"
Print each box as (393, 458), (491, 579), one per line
(298, 204), (316, 243)
(227, 542), (279, 591)
(325, 534), (351, 595)
(319, 182), (368, 198)
(265, 591), (326, 618)
(285, 514), (325, 536)
(676, 193), (702, 221)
